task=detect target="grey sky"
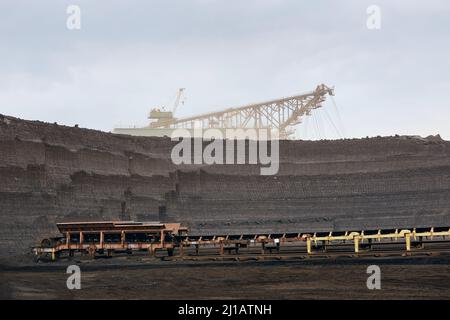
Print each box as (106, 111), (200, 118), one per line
(1, 0), (449, 139)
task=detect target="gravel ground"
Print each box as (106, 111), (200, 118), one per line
(2, 255), (450, 300)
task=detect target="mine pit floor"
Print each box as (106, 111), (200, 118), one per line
(2, 254), (450, 299)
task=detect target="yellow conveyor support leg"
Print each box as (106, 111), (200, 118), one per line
(307, 238), (312, 254)
(354, 236), (360, 253)
(405, 233), (411, 252)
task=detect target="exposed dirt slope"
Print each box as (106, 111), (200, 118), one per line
(1, 114), (450, 260)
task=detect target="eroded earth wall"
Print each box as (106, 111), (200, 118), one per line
(1, 114), (450, 260)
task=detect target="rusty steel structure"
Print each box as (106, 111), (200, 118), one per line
(147, 84), (334, 139)
(33, 221), (188, 261)
(32, 221), (450, 262)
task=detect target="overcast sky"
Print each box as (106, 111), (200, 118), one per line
(1, 0), (449, 140)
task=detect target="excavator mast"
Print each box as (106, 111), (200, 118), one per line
(148, 88), (185, 124)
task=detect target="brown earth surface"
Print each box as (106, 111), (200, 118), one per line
(2, 256), (450, 300)
(1, 114), (450, 299)
(1, 114), (450, 262)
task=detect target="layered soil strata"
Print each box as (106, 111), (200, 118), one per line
(1, 114), (450, 260)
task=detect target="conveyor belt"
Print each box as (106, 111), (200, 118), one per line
(31, 226), (450, 262)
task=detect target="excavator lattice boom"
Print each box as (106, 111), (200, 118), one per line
(114, 84), (334, 139)
(148, 84), (333, 139)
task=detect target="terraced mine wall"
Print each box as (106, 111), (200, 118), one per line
(1, 114), (450, 261)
